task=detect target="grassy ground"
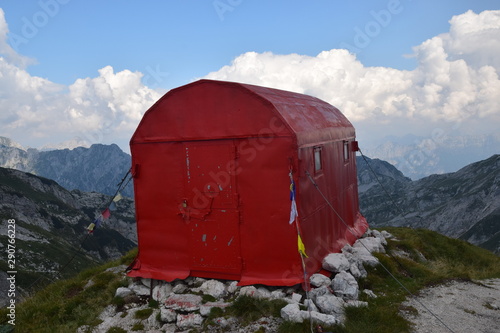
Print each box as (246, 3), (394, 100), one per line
(1, 227), (499, 333)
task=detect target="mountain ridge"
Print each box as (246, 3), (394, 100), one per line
(0, 137), (133, 197)
(358, 154), (500, 253)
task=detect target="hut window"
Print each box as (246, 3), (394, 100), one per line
(314, 146), (323, 172)
(343, 141), (350, 161)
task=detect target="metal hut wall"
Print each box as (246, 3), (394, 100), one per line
(127, 79), (368, 286)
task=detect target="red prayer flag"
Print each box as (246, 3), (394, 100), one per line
(101, 208), (111, 219)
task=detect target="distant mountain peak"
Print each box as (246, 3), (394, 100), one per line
(40, 137), (92, 151)
(0, 136), (25, 150)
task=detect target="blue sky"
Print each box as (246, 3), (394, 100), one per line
(3, 0), (497, 88)
(0, 1), (499, 153)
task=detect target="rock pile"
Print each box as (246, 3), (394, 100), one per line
(82, 230), (391, 332)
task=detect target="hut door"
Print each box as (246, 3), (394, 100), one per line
(182, 141), (242, 277)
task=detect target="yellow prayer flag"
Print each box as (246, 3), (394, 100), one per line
(298, 235), (308, 258)
(113, 192), (123, 202)
(87, 222), (95, 232)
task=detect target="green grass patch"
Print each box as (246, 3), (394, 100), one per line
(0, 248), (137, 333)
(225, 295), (288, 326)
(134, 308), (153, 320)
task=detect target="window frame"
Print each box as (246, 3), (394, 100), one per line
(313, 146), (323, 174)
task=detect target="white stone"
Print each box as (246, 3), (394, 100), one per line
(172, 283), (187, 294)
(349, 261), (363, 279)
(381, 230), (394, 239)
(315, 294), (345, 314)
(309, 286), (330, 302)
(160, 323), (177, 333)
(147, 309), (161, 329)
(176, 313), (204, 329)
(291, 292), (302, 303)
(281, 303), (303, 323)
(257, 286), (272, 299)
(239, 286), (259, 297)
(164, 294), (202, 312)
(310, 273), (331, 288)
(115, 287), (133, 298)
(98, 305), (117, 321)
(353, 237), (385, 254)
(341, 243), (353, 254)
(332, 271), (359, 300)
(363, 289), (377, 298)
(345, 300), (368, 308)
(198, 279), (226, 299)
(300, 310), (339, 326)
(270, 290), (286, 300)
(160, 308), (177, 323)
(193, 277), (207, 286)
(152, 282), (173, 302)
(227, 280), (239, 294)
(357, 260), (368, 277)
(130, 283), (150, 296)
(141, 278), (152, 288)
(322, 253), (350, 273)
(304, 299), (319, 312)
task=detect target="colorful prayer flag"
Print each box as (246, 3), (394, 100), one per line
(298, 235), (308, 258)
(289, 179), (298, 224)
(102, 208), (111, 220)
(87, 222), (95, 233)
(113, 192), (123, 202)
(94, 215), (104, 228)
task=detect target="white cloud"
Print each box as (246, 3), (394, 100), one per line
(0, 9), (34, 68)
(0, 9), (499, 153)
(0, 9), (161, 152)
(205, 10), (500, 141)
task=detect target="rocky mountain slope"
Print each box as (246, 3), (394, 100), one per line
(0, 137), (133, 197)
(357, 154), (500, 254)
(0, 167), (136, 307)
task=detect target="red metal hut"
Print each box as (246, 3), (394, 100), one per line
(127, 79), (368, 286)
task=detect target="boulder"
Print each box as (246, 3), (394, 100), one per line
(353, 237), (385, 254)
(291, 292), (302, 303)
(115, 287), (133, 298)
(239, 286), (259, 297)
(315, 294), (345, 315)
(196, 279), (226, 299)
(322, 253), (350, 273)
(270, 290), (286, 300)
(309, 286), (330, 302)
(176, 313), (203, 330)
(152, 282), (172, 303)
(332, 271), (359, 300)
(304, 299), (319, 312)
(160, 308), (177, 323)
(172, 283), (187, 294)
(310, 273), (331, 288)
(129, 283), (150, 296)
(300, 310), (339, 326)
(164, 294), (202, 312)
(280, 303), (303, 323)
(227, 280), (239, 294)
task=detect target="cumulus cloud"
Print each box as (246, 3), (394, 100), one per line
(205, 10), (500, 140)
(0, 9), (160, 151)
(0, 9), (34, 68)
